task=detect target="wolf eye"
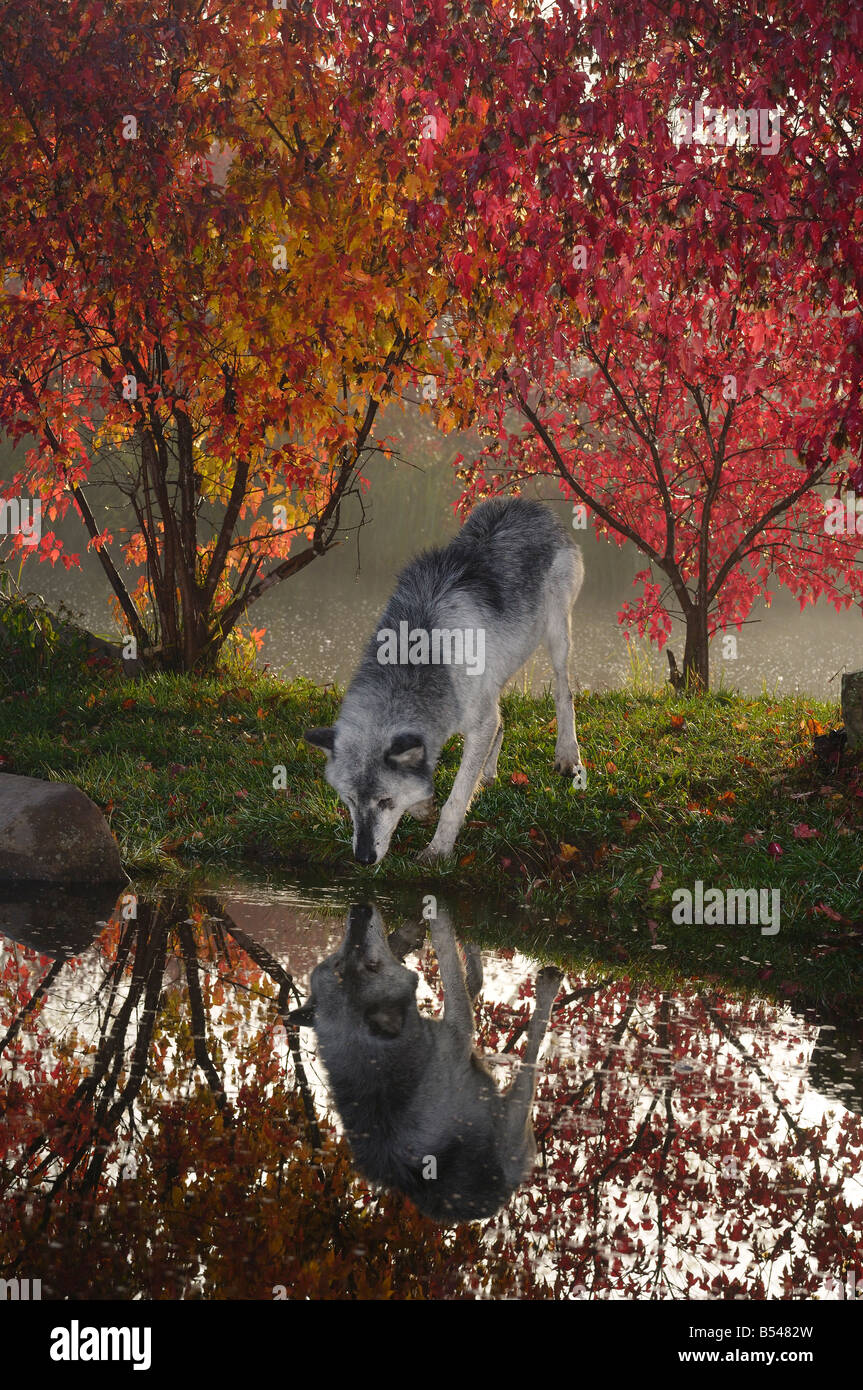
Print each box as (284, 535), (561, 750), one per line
(377, 798), (394, 810)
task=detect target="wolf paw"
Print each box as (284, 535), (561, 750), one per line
(417, 842), (451, 865)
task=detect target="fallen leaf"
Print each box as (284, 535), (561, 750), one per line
(792, 822), (820, 839)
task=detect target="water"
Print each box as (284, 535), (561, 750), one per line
(2, 877), (861, 1300)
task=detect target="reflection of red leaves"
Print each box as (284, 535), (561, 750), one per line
(743, 830), (763, 845)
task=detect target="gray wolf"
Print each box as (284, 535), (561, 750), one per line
(304, 497), (584, 863)
(288, 903), (562, 1223)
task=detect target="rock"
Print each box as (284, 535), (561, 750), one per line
(0, 774), (125, 883)
(841, 669), (863, 752)
(0, 882), (124, 956)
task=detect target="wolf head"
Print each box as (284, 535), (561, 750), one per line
(288, 904), (419, 1040)
(304, 725), (434, 865)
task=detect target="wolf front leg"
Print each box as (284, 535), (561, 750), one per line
(418, 711), (501, 862)
(479, 719), (504, 787)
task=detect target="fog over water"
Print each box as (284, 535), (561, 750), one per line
(4, 413), (861, 700)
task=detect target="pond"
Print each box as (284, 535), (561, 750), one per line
(2, 875), (861, 1300)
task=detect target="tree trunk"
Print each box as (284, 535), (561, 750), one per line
(682, 604), (710, 692)
(841, 670), (863, 750)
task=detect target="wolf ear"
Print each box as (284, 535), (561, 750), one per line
(385, 732), (425, 769)
(304, 727), (336, 753)
(285, 1001), (316, 1027)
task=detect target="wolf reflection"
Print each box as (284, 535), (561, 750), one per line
(288, 904), (561, 1223)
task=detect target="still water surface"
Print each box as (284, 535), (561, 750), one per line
(1, 877), (861, 1299)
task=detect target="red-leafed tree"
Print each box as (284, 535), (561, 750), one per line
(5, 0), (862, 680)
(457, 263), (863, 688)
(326, 1), (863, 688)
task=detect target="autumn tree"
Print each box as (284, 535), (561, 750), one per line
(0, 0), (471, 671)
(457, 264), (863, 689)
(326, 1), (863, 688)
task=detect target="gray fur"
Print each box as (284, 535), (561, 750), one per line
(289, 903), (561, 1223)
(305, 497), (585, 863)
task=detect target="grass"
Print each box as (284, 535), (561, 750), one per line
(1, 605), (862, 1018)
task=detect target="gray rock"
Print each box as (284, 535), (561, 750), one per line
(0, 773), (125, 883)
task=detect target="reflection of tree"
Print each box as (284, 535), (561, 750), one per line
(0, 958), (66, 1058)
(467, 977), (863, 1299)
(216, 910), (321, 1149)
(0, 894), (550, 1299)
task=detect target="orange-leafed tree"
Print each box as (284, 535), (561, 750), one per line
(0, 0), (472, 670)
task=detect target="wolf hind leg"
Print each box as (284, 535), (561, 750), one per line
(544, 552), (584, 776)
(499, 966), (562, 1181)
